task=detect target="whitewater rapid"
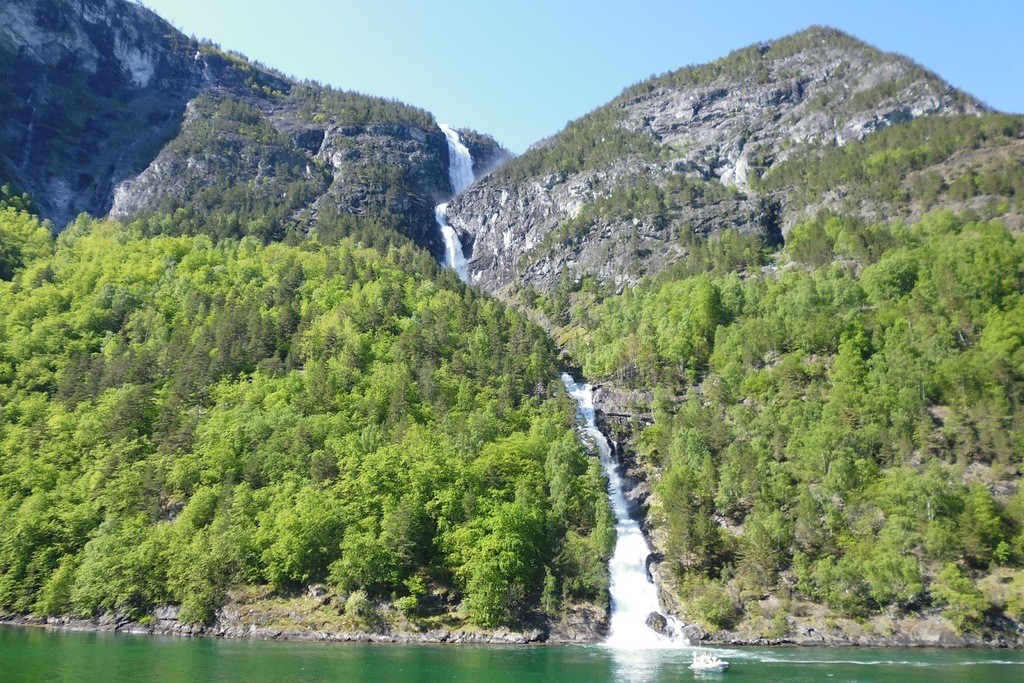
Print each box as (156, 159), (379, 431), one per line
(434, 124), (472, 283)
(561, 373), (688, 649)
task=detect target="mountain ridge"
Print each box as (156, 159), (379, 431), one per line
(0, 0), (508, 258)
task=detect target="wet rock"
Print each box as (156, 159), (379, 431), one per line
(644, 553), (664, 582)
(645, 612), (670, 636)
(682, 623), (707, 643)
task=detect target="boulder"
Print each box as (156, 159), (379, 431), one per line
(645, 611), (670, 637)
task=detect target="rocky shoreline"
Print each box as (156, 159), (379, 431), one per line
(695, 614), (1024, 649)
(0, 598), (608, 646)
(0, 612), (552, 645)
(4, 608), (1022, 649)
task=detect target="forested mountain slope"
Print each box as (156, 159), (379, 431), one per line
(0, 200), (612, 634)
(2, 0), (1023, 647)
(560, 208), (1024, 642)
(0, 0), (599, 638)
(509, 89), (1024, 643)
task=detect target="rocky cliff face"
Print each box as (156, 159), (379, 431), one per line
(458, 129), (513, 179)
(447, 27), (987, 296)
(0, 0), (508, 256)
(105, 49), (456, 254)
(0, 0), (203, 228)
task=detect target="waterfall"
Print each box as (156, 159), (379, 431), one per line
(21, 98), (36, 170)
(432, 121), (686, 649)
(561, 373), (688, 649)
(439, 123), (474, 194)
(433, 124), (473, 284)
(435, 202), (469, 283)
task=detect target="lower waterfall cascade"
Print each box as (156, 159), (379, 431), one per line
(434, 202), (469, 283)
(561, 373), (688, 649)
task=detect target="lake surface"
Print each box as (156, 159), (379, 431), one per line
(2, 626), (1022, 682)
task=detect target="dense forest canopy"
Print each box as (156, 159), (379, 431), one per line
(0, 204), (613, 628)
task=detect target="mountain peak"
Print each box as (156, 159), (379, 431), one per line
(784, 24), (870, 46)
(619, 24), (980, 110)
(447, 25), (988, 295)
(0, 0), (205, 226)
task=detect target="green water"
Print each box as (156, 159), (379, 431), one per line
(1, 626), (1021, 682)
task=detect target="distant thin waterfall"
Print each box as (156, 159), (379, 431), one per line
(434, 123), (472, 283)
(561, 373), (688, 649)
(21, 97), (36, 170)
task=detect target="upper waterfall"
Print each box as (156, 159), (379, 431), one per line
(434, 124), (473, 283)
(439, 123), (474, 194)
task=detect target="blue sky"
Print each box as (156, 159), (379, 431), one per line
(140, 0), (1023, 153)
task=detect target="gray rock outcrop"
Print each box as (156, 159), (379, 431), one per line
(0, 0), (204, 227)
(446, 26), (986, 296)
(645, 611), (670, 637)
(458, 128), (513, 180)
